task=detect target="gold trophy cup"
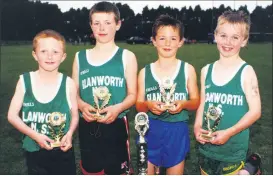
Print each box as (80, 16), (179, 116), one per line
(200, 104), (223, 140)
(93, 86), (111, 119)
(159, 77), (177, 110)
(48, 112), (66, 147)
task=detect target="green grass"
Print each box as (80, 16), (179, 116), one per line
(0, 43), (272, 174)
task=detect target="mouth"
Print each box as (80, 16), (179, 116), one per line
(45, 61), (55, 65)
(98, 34), (107, 37)
(222, 46), (233, 52)
(163, 48), (171, 52)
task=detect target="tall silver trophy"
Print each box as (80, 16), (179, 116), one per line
(135, 112), (149, 175)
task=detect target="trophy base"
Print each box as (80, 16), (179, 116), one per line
(161, 104), (175, 110)
(50, 141), (61, 148)
(94, 114), (105, 119)
(200, 134), (214, 141)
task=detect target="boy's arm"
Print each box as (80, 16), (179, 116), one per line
(98, 50), (138, 124)
(7, 78), (54, 149)
(67, 78), (79, 136)
(72, 53), (96, 122)
(60, 78), (79, 151)
(136, 68), (148, 112)
(226, 66), (262, 136)
(194, 66), (210, 144)
(169, 63), (200, 114)
(184, 64), (200, 110)
(135, 68), (168, 115)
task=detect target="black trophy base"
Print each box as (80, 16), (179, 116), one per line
(137, 143), (147, 175)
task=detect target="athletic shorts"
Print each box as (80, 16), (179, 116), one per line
(78, 117), (131, 175)
(199, 153), (245, 175)
(25, 147), (76, 175)
(145, 118), (190, 168)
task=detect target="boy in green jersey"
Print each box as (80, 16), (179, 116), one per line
(72, 1), (137, 175)
(194, 10), (262, 175)
(136, 14), (200, 175)
(7, 29), (79, 174)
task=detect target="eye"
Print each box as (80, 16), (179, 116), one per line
(159, 37), (165, 40)
(233, 36), (239, 40)
(220, 35), (226, 38)
(172, 37), (177, 40)
(41, 50), (46, 53)
(106, 22), (111, 25)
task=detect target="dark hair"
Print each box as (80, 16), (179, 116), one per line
(89, 1), (120, 24)
(152, 14), (184, 40)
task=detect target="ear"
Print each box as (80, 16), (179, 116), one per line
(178, 38), (184, 47)
(116, 20), (121, 31)
(32, 51), (38, 61)
(241, 39), (248, 47)
(152, 37), (157, 47)
(61, 53), (67, 63)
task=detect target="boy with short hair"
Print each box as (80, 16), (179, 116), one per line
(8, 29), (78, 174)
(194, 10), (262, 175)
(72, 1), (137, 175)
(136, 14), (200, 175)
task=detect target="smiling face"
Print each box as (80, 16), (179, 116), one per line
(215, 22), (248, 59)
(90, 12), (121, 44)
(32, 37), (66, 72)
(152, 26), (183, 59)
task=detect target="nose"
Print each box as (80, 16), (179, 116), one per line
(224, 37), (232, 45)
(165, 39), (171, 46)
(47, 52), (53, 60)
(99, 23), (105, 31)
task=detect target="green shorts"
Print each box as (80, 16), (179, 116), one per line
(199, 154), (244, 175)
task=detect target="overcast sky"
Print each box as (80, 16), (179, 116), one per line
(42, 1), (272, 14)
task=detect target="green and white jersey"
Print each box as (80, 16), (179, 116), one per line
(199, 61), (249, 162)
(21, 72), (72, 152)
(77, 47), (128, 119)
(145, 60), (189, 122)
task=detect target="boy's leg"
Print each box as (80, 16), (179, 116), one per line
(238, 153), (262, 175)
(78, 118), (105, 174)
(163, 121), (190, 174)
(166, 160), (185, 175)
(103, 117), (131, 175)
(48, 148), (76, 175)
(25, 150), (49, 175)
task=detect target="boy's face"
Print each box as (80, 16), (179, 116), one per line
(152, 26), (183, 59)
(90, 12), (121, 44)
(32, 37), (66, 72)
(215, 22), (247, 58)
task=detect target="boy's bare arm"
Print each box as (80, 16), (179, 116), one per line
(169, 64), (200, 114)
(72, 54), (96, 122)
(67, 78), (79, 135)
(111, 50), (138, 113)
(60, 78), (79, 151)
(226, 66), (262, 136)
(194, 66), (210, 144)
(7, 78), (53, 149)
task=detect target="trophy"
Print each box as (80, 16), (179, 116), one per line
(48, 112), (66, 147)
(135, 112), (149, 175)
(93, 86), (111, 119)
(200, 104), (223, 140)
(159, 77), (177, 110)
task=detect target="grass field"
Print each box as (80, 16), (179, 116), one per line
(0, 43), (272, 174)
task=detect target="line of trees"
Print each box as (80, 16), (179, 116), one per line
(1, 0), (272, 42)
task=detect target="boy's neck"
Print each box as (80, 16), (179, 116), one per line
(36, 69), (59, 83)
(218, 55), (243, 67)
(156, 58), (178, 69)
(93, 42), (117, 52)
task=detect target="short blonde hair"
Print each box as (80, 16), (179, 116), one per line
(33, 29), (66, 52)
(215, 11), (251, 40)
